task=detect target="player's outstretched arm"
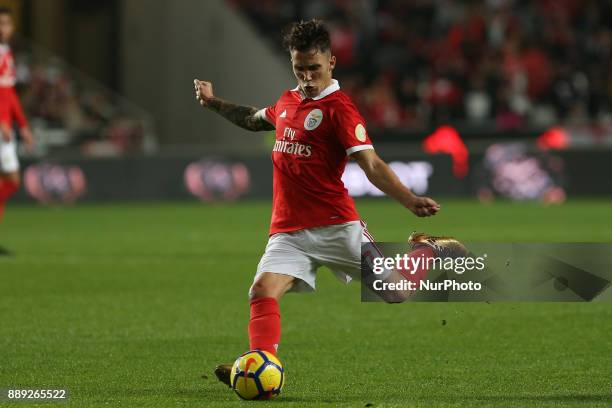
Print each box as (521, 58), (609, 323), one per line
(352, 149), (440, 217)
(194, 79), (274, 132)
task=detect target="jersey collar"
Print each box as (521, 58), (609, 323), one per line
(292, 79), (340, 101)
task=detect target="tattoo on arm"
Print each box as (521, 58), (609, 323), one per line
(206, 98), (274, 131)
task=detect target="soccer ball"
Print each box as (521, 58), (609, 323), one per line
(230, 350), (284, 400)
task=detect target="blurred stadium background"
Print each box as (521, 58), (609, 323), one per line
(3, 1), (612, 406)
(2, 0), (611, 204)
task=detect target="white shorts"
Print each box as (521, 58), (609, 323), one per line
(255, 220), (378, 292)
(0, 134), (19, 173)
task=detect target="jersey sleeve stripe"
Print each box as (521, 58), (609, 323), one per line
(255, 108), (273, 124)
(346, 144), (374, 156)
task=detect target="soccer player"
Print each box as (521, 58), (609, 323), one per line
(0, 7), (34, 225)
(194, 20), (465, 386)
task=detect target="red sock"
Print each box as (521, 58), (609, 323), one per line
(0, 179), (19, 201)
(248, 297), (281, 355)
(396, 247), (435, 284)
(0, 180), (18, 223)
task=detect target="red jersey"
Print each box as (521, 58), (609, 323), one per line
(260, 80), (374, 234)
(0, 44), (27, 128)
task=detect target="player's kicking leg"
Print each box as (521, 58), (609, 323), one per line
(390, 232), (469, 298)
(214, 272), (295, 387)
(362, 229), (468, 302)
(408, 232), (469, 258)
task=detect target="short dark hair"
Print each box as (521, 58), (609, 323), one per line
(282, 19), (331, 53)
(0, 6), (12, 15)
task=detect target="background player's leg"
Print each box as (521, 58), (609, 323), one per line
(248, 272), (295, 356)
(0, 172), (20, 222)
(0, 172), (21, 195)
(0, 123), (21, 223)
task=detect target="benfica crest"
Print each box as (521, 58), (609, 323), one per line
(304, 109), (323, 131)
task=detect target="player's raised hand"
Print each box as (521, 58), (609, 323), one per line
(407, 196), (440, 217)
(194, 79), (214, 107)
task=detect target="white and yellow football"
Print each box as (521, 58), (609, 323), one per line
(230, 350), (284, 400)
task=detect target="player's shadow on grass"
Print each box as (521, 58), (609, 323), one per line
(110, 388), (206, 399)
(0, 246), (13, 256)
(459, 394), (612, 404)
(266, 396), (368, 404)
(257, 394), (612, 405)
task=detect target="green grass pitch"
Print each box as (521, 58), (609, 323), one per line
(1, 199), (612, 407)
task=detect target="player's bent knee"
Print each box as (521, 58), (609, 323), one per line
(248, 281), (270, 300)
(249, 279), (282, 300)
(249, 272), (295, 301)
